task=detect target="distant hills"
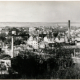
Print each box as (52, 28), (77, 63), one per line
(0, 22), (79, 32)
(0, 22), (68, 27)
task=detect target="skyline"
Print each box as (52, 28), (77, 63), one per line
(0, 22), (79, 27)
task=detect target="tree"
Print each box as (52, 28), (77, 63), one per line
(8, 27), (29, 45)
(53, 31), (58, 39)
(8, 27), (19, 36)
(5, 37), (11, 44)
(0, 33), (6, 42)
(11, 51), (48, 78)
(11, 44), (73, 79)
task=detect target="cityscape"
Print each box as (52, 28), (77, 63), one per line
(0, 20), (79, 78)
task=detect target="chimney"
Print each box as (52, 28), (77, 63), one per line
(68, 20), (70, 42)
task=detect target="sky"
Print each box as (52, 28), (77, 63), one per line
(0, 1), (80, 22)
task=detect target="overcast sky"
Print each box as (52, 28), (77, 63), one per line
(0, 1), (80, 22)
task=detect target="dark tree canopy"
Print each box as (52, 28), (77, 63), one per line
(0, 33), (6, 42)
(53, 31), (58, 38)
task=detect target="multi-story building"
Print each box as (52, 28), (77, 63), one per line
(27, 35), (39, 50)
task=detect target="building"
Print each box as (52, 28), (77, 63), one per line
(44, 35), (54, 43)
(39, 41), (46, 49)
(44, 36), (49, 43)
(2, 45), (13, 58)
(55, 37), (65, 43)
(27, 35), (39, 50)
(29, 27), (35, 35)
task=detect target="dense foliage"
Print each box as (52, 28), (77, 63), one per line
(11, 43), (74, 79)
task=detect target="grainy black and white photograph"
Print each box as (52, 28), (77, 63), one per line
(0, 1), (80, 79)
